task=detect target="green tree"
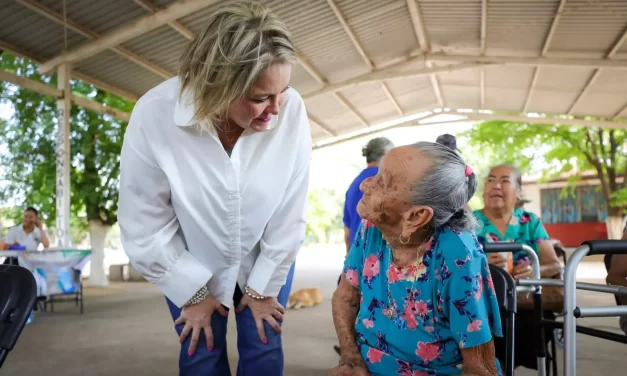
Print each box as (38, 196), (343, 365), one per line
(460, 120), (627, 238)
(0, 52), (134, 284)
(305, 188), (344, 244)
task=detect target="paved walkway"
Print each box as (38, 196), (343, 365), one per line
(3, 245), (626, 375)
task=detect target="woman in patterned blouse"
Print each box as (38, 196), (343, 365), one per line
(474, 164), (561, 370)
(330, 142), (502, 376)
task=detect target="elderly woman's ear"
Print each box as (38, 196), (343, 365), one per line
(400, 206), (434, 240)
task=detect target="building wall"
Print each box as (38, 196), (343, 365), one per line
(522, 178), (609, 247)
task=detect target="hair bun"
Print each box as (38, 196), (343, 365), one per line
(361, 146), (369, 157)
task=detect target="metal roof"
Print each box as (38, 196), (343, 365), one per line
(1, 0), (627, 144)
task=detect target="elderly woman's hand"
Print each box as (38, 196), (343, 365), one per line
(236, 289), (286, 343)
(328, 361), (370, 376)
(486, 253), (507, 269)
(513, 263), (533, 280)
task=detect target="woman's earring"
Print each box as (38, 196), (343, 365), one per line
(398, 234), (410, 245)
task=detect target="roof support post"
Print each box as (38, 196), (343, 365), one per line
(55, 63), (72, 248)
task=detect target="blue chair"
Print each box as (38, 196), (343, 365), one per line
(0, 265), (38, 368)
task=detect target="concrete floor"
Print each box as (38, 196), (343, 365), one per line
(3, 246), (626, 375)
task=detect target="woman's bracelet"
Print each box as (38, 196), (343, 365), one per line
(244, 285), (268, 300)
(184, 285), (210, 306)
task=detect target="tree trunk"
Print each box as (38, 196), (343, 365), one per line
(605, 212), (624, 240)
(88, 220), (111, 286)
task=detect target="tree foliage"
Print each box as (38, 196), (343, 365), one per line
(305, 188), (344, 244)
(0, 52), (134, 242)
(459, 120), (627, 216)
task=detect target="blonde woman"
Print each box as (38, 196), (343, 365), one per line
(118, 2), (311, 375)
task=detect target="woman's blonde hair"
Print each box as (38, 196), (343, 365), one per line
(178, 1), (296, 128)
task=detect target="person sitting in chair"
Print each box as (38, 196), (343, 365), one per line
(606, 225), (627, 335)
(330, 142), (502, 376)
(474, 164), (562, 370)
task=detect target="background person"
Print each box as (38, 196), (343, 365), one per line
(118, 3), (311, 375)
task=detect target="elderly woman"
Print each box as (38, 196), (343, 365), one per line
(118, 3), (310, 375)
(474, 164), (562, 370)
(330, 142), (503, 376)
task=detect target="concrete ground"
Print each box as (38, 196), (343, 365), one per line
(3, 246), (626, 375)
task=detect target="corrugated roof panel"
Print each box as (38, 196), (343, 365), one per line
(385, 75), (433, 97)
(485, 88), (528, 112)
(349, 4), (419, 68)
(390, 85), (439, 113)
(486, 0), (559, 54)
(123, 25), (188, 74)
(41, 0), (148, 35)
(441, 85), (480, 109)
(1, 1), (87, 59)
(305, 95), (349, 119)
(178, 3), (226, 34)
(421, 0), (482, 53)
(290, 63), (324, 96)
(338, 83), (399, 123)
(550, 0), (627, 53)
(75, 50), (164, 98)
(571, 93), (626, 117)
(527, 91), (581, 114)
(485, 66), (535, 90)
(264, 0), (371, 82)
(535, 66), (596, 91)
(438, 65), (481, 86)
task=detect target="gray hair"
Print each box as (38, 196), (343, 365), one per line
(362, 137), (394, 163)
(489, 163), (522, 191)
(408, 142), (478, 232)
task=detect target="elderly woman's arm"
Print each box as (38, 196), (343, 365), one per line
(460, 341), (499, 376)
(332, 276), (365, 367)
(537, 240), (562, 278)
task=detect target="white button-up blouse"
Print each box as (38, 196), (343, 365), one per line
(118, 77), (311, 308)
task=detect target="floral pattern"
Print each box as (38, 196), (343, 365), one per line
(474, 208), (550, 266)
(344, 220), (503, 375)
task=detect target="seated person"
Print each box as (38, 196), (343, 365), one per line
(330, 142), (502, 376)
(606, 225), (627, 335)
(1, 207), (50, 251)
(473, 164), (562, 370)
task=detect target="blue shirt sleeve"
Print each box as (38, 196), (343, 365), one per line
(343, 190), (351, 229)
(343, 220), (369, 288)
(442, 244), (503, 349)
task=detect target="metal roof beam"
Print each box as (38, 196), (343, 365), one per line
(428, 54), (627, 69)
(38, 0), (218, 74)
(523, 0), (567, 112)
(308, 114), (337, 137)
(0, 68), (130, 121)
(567, 25), (627, 115)
(132, 0), (196, 40)
(480, 0), (487, 110)
(326, 0), (404, 117)
(406, 0), (444, 108)
(0, 39), (139, 101)
(15, 0), (173, 79)
(302, 62), (489, 100)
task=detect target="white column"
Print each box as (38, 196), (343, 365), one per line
(55, 64), (71, 247)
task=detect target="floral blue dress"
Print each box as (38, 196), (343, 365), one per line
(473, 208), (550, 267)
(344, 220), (503, 376)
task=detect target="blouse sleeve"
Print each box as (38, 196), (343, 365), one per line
(531, 213), (550, 242)
(343, 220), (370, 288)
(442, 248), (503, 349)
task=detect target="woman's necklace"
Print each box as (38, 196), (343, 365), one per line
(385, 240), (428, 320)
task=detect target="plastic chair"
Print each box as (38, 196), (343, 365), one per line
(0, 265), (38, 369)
(489, 264), (517, 376)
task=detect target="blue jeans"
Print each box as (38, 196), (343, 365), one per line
(166, 263), (295, 376)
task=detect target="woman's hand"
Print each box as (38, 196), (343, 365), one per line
(486, 253), (507, 269)
(328, 361), (370, 376)
(513, 263), (533, 280)
(236, 289), (286, 343)
(174, 296), (228, 356)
